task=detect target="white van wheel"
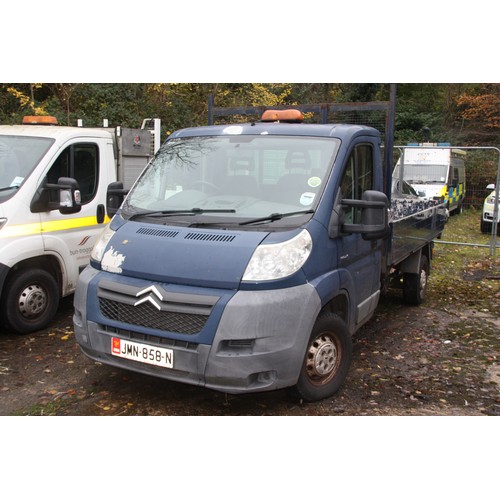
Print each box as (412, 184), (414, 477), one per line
(1, 269), (59, 334)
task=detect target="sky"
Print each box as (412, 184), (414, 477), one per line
(3, 2), (498, 83)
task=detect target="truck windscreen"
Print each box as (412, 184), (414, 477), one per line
(125, 135), (340, 224)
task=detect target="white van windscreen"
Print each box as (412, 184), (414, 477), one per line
(0, 135), (54, 201)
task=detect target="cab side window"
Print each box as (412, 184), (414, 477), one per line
(47, 143), (99, 204)
(340, 144), (374, 223)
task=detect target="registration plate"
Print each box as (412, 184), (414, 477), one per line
(111, 337), (173, 368)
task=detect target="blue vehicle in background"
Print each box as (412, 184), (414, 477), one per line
(73, 100), (447, 401)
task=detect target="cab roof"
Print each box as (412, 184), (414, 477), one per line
(169, 121), (380, 141)
(0, 124), (115, 141)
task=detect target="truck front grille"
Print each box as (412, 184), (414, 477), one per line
(99, 298), (208, 334)
(97, 279), (219, 335)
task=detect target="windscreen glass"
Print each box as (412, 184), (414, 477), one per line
(394, 163), (448, 184)
(126, 134), (340, 224)
(0, 135), (55, 202)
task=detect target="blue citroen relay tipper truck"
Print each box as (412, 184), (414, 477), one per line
(73, 108), (446, 401)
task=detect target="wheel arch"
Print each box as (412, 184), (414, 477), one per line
(310, 270), (354, 333)
(4, 255), (63, 299)
(321, 291), (349, 324)
(398, 243), (433, 276)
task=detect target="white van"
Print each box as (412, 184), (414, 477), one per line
(0, 116), (160, 333)
(480, 183), (499, 234)
(394, 144), (466, 215)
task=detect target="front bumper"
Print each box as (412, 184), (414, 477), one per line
(73, 267), (321, 393)
(483, 211), (500, 223)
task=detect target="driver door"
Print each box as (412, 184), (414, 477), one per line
(337, 141), (382, 327)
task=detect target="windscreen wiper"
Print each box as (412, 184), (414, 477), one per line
(128, 208), (236, 220)
(239, 209), (314, 226)
(0, 185), (20, 192)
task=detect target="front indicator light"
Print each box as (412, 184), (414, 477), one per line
(91, 224), (115, 263)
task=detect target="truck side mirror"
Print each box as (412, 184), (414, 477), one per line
(328, 189), (345, 239)
(341, 190), (389, 240)
(107, 181), (128, 217)
(30, 177), (82, 214)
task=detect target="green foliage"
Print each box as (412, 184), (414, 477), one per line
(288, 83), (342, 104)
(338, 83), (385, 102)
(66, 84), (151, 127)
(463, 150), (499, 207)
(0, 83), (496, 149)
(394, 106), (444, 144)
(0, 86), (21, 122)
(146, 83), (216, 133)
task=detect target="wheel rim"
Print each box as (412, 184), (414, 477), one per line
(18, 283), (48, 319)
(305, 334), (340, 386)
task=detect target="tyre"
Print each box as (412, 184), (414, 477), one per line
(480, 219), (490, 234)
(480, 219), (499, 235)
(402, 255), (429, 306)
(0, 268), (59, 334)
(294, 313), (352, 402)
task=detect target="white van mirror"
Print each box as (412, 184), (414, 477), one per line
(30, 177), (82, 214)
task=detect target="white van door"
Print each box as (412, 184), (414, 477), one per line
(39, 140), (108, 293)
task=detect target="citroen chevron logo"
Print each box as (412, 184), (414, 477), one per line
(134, 285), (164, 311)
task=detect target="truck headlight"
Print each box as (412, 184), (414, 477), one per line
(91, 224), (115, 263)
(242, 229), (312, 281)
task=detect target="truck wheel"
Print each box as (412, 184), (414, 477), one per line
(403, 255), (429, 306)
(1, 268), (59, 334)
(294, 313), (352, 402)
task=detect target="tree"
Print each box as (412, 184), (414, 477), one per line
(1, 84), (47, 120)
(456, 83), (500, 144)
(1, 83), (497, 147)
(48, 84), (80, 125)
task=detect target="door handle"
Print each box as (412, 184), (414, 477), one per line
(97, 204), (105, 224)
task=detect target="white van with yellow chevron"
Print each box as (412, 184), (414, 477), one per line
(394, 144), (466, 216)
(0, 116), (160, 333)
